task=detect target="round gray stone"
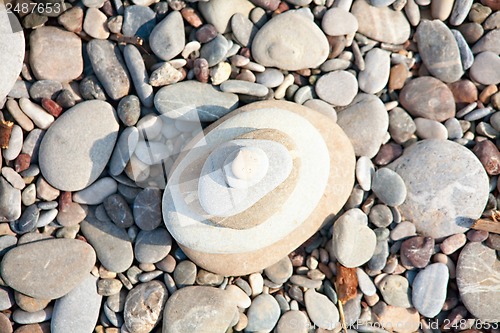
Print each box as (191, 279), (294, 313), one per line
(264, 256), (293, 285)
(315, 70), (358, 107)
(470, 51), (500, 85)
(371, 168), (407, 206)
(358, 48), (390, 94)
(134, 228), (172, 264)
(122, 5), (156, 40)
(412, 263), (449, 318)
(304, 289), (340, 330)
(246, 293), (281, 332)
(133, 188), (163, 231)
(149, 11), (185, 61)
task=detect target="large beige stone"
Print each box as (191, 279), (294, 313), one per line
(163, 101), (355, 276)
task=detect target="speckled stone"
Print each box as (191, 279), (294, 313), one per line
(124, 281), (167, 333)
(412, 263), (449, 318)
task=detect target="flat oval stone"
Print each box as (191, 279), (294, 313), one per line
(251, 11), (329, 71)
(416, 20), (464, 83)
(470, 51), (500, 85)
(352, 0), (410, 44)
(109, 126), (139, 176)
(51, 274), (102, 333)
(72, 177), (118, 205)
(315, 70), (358, 107)
(87, 39), (131, 100)
(399, 76), (455, 122)
(246, 293), (280, 332)
(336, 94), (389, 158)
(358, 48), (390, 94)
(104, 194), (134, 228)
(388, 140), (489, 238)
(331, 213), (377, 267)
(371, 168), (407, 206)
(134, 229), (172, 264)
(0, 238), (96, 300)
(412, 263), (449, 318)
(154, 81), (239, 122)
(124, 281), (167, 333)
(264, 256), (293, 285)
(149, 11), (185, 61)
(198, 0), (254, 33)
(80, 218), (134, 273)
(133, 188), (163, 230)
(456, 242), (500, 321)
(163, 286), (237, 333)
(322, 7), (358, 36)
(276, 310), (309, 333)
(471, 28), (500, 54)
(379, 275), (412, 308)
(304, 289), (339, 330)
(39, 100), (119, 191)
(0, 6), (24, 102)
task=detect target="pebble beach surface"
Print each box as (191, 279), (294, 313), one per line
(0, 0), (500, 332)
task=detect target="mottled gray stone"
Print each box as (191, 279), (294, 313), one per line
(133, 188), (162, 231)
(246, 293), (280, 332)
(122, 5), (156, 40)
(134, 229), (172, 264)
(149, 11), (185, 61)
(0, 176), (22, 222)
(451, 29), (474, 70)
(372, 168), (407, 206)
(304, 289), (340, 330)
(109, 126), (139, 176)
(470, 51), (500, 85)
(412, 263), (449, 318)
(124, 45), (154, 108)
(358, 48), (390, 94)
(379, 275), (412, 308)
(199, 34), (229, 67)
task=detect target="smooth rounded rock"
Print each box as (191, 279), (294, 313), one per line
(0, 176), (21, 222)
(388, 140), (489, 238)
(39, 100), (119, 191)
(0, 238), (96, 300)
(264, 256), (293, 285)
(315, 71), (358, 107)
(276, 310), (309, 333)
(322, 8), (358, 36)
(246, 293), (280, 332)
(72, 177), (118, 205)
(134, 229), (172, 264)
(104, 194), (134, 228)
(358, 48), (390, 94)
(470, 51), (500, 85)
(149, 11), (185, 61)
(412, 263), (449, 318)
(379, 275), (412, 308)
(251, 11), (329, 71)
(124, 281), (168, 333)
(371, 168), (407, 206)
(122, 5), (155, 40)
(304, 289), (339, 330)
(198, 0), (254, 33)
(133, 188), (163, 230)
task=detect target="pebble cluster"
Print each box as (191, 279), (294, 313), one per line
(0, 0), (499, 332)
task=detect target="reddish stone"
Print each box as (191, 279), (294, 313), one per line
(59, 191), (73, 213)
(195, 24), (217, 43)
(479, 84), (498, 104)
(447, 80), (478, 104)
(472, 139), (500, 175)
(41, 98), (63, 117)
(373, 143), (403, 166)
(388, 63), (409, 91)
(273, 1), (289, 16)
(14, 154), (31, 173)
(327, 35), (346, 59)
(181, 7), (203, 28)
(193, 58), (209, 83)
(239, 47), (251, 59)
(481, 0), (500, 10)
(400, 236), (435, 268)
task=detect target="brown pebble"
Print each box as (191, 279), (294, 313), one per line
(472, 139), (500, 175)
(14, 154), (31, 173)
(41, 98), (63, 117)
(327, 35), (346, 59)
(469, 3), (492, 23)
(0, 119), (13, 149)
(486, 233), (500, 250)
(181, 7), (203, 28)
(440, 234), (466, 255)
(388, 63), (408, 91)
(195, 24), (217, 43)
(289, 248), (306, 267)
(400, 236), (435, 268)
(58, 191), (72, 212)
(481, 0), (500, 10)
(0, 312), (12, 333)
(466, 229), (489, 242)
(456, 22), (484, 44)
(15, 292), (51, 313)
(193, 58), (209, 83)
(447, 80), (478, 105)
(491, 91), (500, 109)
(273, 1), (289, 16)
(373, 143), (403, 166)
(14, 323), (50, 333)
(239, 47), (251, 59)
(479, 84), (498, 104)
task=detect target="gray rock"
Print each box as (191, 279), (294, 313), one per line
(154, 81), (239, 122)
(104, 194), (134, 228)
(331, 213), (377, 267)
(367, 232), (390, 271)
(322, 7), (358, 36)
(122, 5), (156, 40)
(0, 176), (22, 222)
(379, 275), (412, 308)
(231, 13), (258, 47)
(149, 11), (185, 61)
(73, 177), (118, 205)
(12, 307), (53, 324)
(198, 0), (255, 33)
(0, 238), (96, 299)
(264, 256), (293, 285)
(388, 139), (489, 238)
(0, 10), (25, 102)
(456, 242), (500, 322)
(370, 0), (396, 5)
(220, 80), (268, 97)
(351, 0), (410, 44)
(124, 45), (154, 108)
(416, 20), (464, 83)
(30, 27), (82, 83)
(372, 168), (407, 206)
(173, 261), (197, 288)
(199, 34), (229, 67)
(3, 124), (23, 161)
(163, 286), (237, 333)
(304, 289), (339, 330)
(117, 95), (141, 126)
(315, 70), (358, 107)
(336, 94), (388, 158)
(358, 48), (390, 94)
(388, 107), (417, 144)
(79, 75), (107, 100)
(451, 29), (474, 70)
(109, 126), (139, 176)
(133, 188), (162, 231)
(134, 228), (172, 264)
(10, 204), (39, 234)
(255, 68), (284, 88)
(39, 100), (119, 191)
(29, 80), (63, 102)
(276, 310), (309, 333)
(356, 268), (376, 296)
(471, 28), (500, 54)
(0, 287), (14, 311)
(251, 11), (329, 71)
(412, 263), (448, 318)
(80, 217), (134, 273)
(87, 39), (131, 100)
(51, 274), (102, 333)
(0, 235), (17, 256)
(470, 51), (500, 85)
(246, 293), (280, 332)
(369, 204), (393, 227)
(450, 0), (473, 25)
(124, 281), (167, 333)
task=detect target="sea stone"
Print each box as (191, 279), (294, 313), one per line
(0, 238), (96, 299)
(0, 6), (24, 102)
(315, 70), (358, 107)
(29, 27), (83, 82)
(39, 100), (119, 191)
(456, 242), (500, 322)
(371, 168), (407, 206)
(416, 20), (464, 83)
(336, 93), (389, 158)
(198, 0), (254, 33)
(379, 275), (412, 308)
(470, 51), (500, 85)
(251, 11), (329, 71)
(399, 77), (456, 122)
(0, 176), (21, 222)
(471, 28), (500, 54)
(149, 11), (185, 61)
(246, 293), (281, 332)
(388, 140), (489, 238)
(351, 0), (410, 44)
(412, 263), (449, 318)
(163, 100), (355, 276)
(162, 286), (237, 333)
(122, 5), (156, 40)
(358, 48), (390, 94)
(321, 7), (358, 36)
(400, 236), (434, 268)
(124, 281), (167, 333)
(304, 289), (339, 330)
(87, 39), (131, 100)
(154, 81), (238, 122)
(51, 274), (102, 333)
